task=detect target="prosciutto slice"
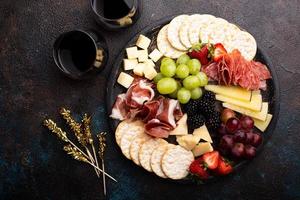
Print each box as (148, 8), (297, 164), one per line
(202, 49), (271, 90)
(110, 94), (127, 120)
(144, 119), (172, 138)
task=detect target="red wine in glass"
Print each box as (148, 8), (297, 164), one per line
(90, 0), (141, 30)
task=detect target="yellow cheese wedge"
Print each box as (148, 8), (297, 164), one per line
(192, 142), (214, 157)
(169, 114), (188, 136)
(216, 93), (262, 111)
(192, 125), (213, 143)
(204, 85), (252, 101)
(253, 114), (273, 132)
(223, 102), (268, 121)
(176, 134), (200, 151)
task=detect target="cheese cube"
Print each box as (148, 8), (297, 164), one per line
(117, 72), (134, 88)
(144, 59), (155, 68)
(169, 114), (188, 136)
(137, 49), (148, 62)
(126, 46), (138, 59)
(176, 134), (200, 151)
(123, 59), (138, 70)
(193, 125), (213, 143)
(144, 66), (157, 80)
(192, 142), (214, 157)
(133, 63), (145, 76)
(254, 114), (273, 132)
(136, 34), (151, 50)
(149, 49), (163, 62)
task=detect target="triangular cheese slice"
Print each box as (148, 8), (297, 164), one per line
(193, 125), (213, 143)
(176, 134), (199, 151)
(169, 114), (188, 136)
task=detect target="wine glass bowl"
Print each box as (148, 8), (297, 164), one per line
(90, 0), (141, 30)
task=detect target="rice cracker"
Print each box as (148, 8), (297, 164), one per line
(167, 15), (189, 51)
(115, 120), (144, 147)
(161, 145), (194, 180)
(139, 138), (167, 172)
(130, 134), (152, 166)
(157, 25), (185, 59)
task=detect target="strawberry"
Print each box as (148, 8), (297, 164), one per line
(189, 157), (209, 179)
(215, 157), (233, 175)
(188, 43), (210, 65)
(213, 43), (227, 62)
(202, 151), (220, 170)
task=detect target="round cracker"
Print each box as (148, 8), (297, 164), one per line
(115, 120), (144, 146)
(120, 125), (146, 160)
(157, 25), (186, 58)
(199, 17), (230, 44)
(179, 17), (193, 48)
(139, 138), (167, 172)
(228, 30), (257, 60)
(167, 15), (189, 51)
(161, 145), (194, 180)
(130, 134), (152, 166)
(150, 144), (175, 178)
(188, 14), (216, 45)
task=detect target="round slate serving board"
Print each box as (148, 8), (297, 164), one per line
(106, 15), (280, 183)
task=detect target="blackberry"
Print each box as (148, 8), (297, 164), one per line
(202, 91), (216, 103)
(184, 100), (201, 115)
(205, 111), (221, 130)
(187, 113), (206, 130)
(197, 99), (215, 117)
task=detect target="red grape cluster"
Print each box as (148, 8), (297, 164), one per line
(218, 112), (262, 160)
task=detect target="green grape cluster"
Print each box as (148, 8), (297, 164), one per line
(155, 54), (209, 104)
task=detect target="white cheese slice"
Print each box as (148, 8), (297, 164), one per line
(176, 134), (200, 151)
(192, 142), (214, 157)
(149, 49), (163, 62)
(123, 59), (138, 70)
(126, 46), (139, 59)
(136, 34), (151, 49)
(253, 114), (273, 132)
(133, 63), (145, 76)
(193, 125), (213, 143)
(169, 114), (188, 136)
(144, 66), (157, 80)
(117, 72), (134, 88)
(137, 49), (148, 62)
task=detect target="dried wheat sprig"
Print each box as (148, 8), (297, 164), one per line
(43, 119), (117, 182)
(64, 144), (89, 163)
(82, 114), (100, 177)
(98, 132), (107, 196)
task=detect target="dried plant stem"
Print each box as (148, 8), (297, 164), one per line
(101, 160), (106, 195)
(91, 144), (100, 177)
(98, 132), (107, 196)
(85, 159), (117, 182)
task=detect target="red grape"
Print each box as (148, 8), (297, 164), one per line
(219, 135), (234, 153)
(221, 109), (236, 123)
(252, 133), (262, 147)
(244, 145), (256, 159)
(245, 131), (254, 144)
(218, 124), (227, 136)
(226, 118), (240, 134)
(234, 130), (246, 143)
(240, 115), (254, 130)
(231, 143), (245, 158)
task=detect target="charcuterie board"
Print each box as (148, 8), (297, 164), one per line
(106, 14), (280, 183)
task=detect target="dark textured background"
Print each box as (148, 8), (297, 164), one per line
(0, 0), (299, 199)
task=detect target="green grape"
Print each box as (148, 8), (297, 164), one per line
(160, 59), (176, 77)
(196, 72), (209, 87)
(175, 64), (189, 79)
(169, 82), (182, 99)
(176, 54), (190, 65)
(190, 87), (203, 99)
(183, 75), (201, 90)
(153, 73), (165, 83)
(177, 88), (191, 104)
(157, 77), (177, 94)
(187, 59), (201, 75)
(161, 57), (174, 65)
